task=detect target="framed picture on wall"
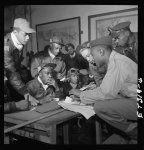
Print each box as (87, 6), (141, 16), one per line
(36, 17), (81, 53)
(88, 7), (138, 41)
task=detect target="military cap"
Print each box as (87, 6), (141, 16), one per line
(13, 18), (35, 33)
(111, 21), (131, 31)
(38, 63), (56, 73)
(90, 36), (112, 48)
(49, 36), (65, 46)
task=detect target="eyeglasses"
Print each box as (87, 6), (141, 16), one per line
(70, 68), (79, 74)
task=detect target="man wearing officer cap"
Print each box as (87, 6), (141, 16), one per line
(109, 21), (138, 63)
(4, 18), (40, 112)
(70, 36), (137, 141)
(31, 35), (67, 82)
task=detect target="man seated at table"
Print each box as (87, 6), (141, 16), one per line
(69, 36), (137, 140)
(59, 68), (82, 99)
(27, 62), (61, 104)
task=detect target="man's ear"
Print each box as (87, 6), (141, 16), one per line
(100, 49), (104, 56)
(124, 30), (130, 36)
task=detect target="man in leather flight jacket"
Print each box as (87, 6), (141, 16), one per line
(4, 18), (39, 110)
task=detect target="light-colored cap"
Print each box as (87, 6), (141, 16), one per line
(49, 36), (65, 46)
(13, 18), (35, 33)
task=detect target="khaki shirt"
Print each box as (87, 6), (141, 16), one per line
(80, 51), (137, 104)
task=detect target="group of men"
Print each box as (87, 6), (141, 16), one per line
(4, 18), (138, 142)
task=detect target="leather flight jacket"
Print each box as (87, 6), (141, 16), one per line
(4, 33), (28, 96)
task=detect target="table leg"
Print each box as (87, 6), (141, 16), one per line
(50, 124), (57, 144)
(95, 121), (102, 144)
(63, 123), (69, 144)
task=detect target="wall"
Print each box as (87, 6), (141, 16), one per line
(31, 5), (137, 53)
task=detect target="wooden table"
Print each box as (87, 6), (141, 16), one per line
(4, 108), (81, 144)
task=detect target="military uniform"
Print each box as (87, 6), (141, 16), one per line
(110, 21), (138, 63)
(4, 33), (28, 96)
(26, 78), (56, 104)
(30, 50), (66, 80)
(80, 36), (137, 136)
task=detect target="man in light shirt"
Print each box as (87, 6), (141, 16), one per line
(4, 18), (39, 107)
(69, 36), (137, 136)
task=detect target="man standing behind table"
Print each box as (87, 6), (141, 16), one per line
(109, 21), (138, 63)
(31, 36), (67, 81)
(69, 36), (137, 137)
(63, 43), (89, 73)
(4, 18), (39, 106)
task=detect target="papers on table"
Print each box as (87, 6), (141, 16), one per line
(58, 97), (95, 119)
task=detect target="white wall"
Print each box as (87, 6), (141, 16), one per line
(30, 5), (137, 53)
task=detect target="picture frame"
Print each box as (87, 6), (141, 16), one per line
(36, 17), (81, 53)
(88, 7), (138, 41)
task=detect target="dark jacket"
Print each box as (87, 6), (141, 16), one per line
(63, 52), (89, 73)
(4, 33), (28, 96)
(60, 81), (81, 98)
(114, 32), (138, 63)
(4, 102), (17, 114)
(26, 78), (56, 104)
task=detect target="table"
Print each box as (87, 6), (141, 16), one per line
(4, 107), (81, 144)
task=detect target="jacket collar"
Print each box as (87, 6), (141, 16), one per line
(48, 50), (55, 60)
(37, 76), (48, 90)
(11, 32), (23, 51)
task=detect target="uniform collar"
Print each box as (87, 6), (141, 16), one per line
(11, 32), (23, 51)
(108, 50), (117, 64)
(48, 50), (55, 60)
(70, 52), (76, 58)
(37, 76), (48, 90)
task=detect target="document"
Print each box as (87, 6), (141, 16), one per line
(58, 97), (95, 119)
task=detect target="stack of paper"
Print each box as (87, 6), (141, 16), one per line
(58, 99), (95, 119)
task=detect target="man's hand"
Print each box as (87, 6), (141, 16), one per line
(70, 95), (80, 101)
(69, 89), (81, 97)
(47, 78), (56, 86)
(57, 73), (63, 80)
(39, 95), (55, 104)
(15, 100), (29, 111)
(24, 93), (39, 106)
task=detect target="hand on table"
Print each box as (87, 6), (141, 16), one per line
(15, 100), (30, 111)
(70, 95), (80, 101)
(69, 89), (81, 97)
(24, 94), (39, 106)
(39, 95), (55, 104)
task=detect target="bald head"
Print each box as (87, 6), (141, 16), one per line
(91, 44), (112, 68)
